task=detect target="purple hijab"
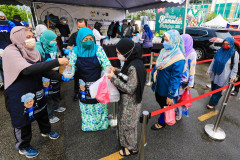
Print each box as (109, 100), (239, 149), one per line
(181, 34), (195, 57)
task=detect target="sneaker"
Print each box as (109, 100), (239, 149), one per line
(41, 131), (59, 140)
(176, 115), (182, 121)
(231, 91), (238, 96)
(54, 107), (66, 113)
(19, 146), (39, 158)
(73, 93), (79, 101)
(49, 116), (60, 124)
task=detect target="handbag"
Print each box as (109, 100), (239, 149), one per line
(96, 76), (110, 104)
(178, 90), (192, 108)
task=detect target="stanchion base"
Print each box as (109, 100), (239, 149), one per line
(109, 119), (117, 127)
(204, 124), (226, 140)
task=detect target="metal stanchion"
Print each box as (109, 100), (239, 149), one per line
(146, 52), (153, 86)
(204, 82), (234, 140)
(139, 111), (150, 160)
(109, 102), (117, 127)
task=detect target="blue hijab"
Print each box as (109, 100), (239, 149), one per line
(73, 27), (98, 57)
(212, 37), (235, 75)
(144, 24), (153, 39)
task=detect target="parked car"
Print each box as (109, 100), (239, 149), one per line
(179, 27), (233, 60)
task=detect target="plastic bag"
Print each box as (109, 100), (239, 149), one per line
(178, 90), (192, 108)
(90, 76), (120, 103)
(63, 66), (74, 79)
(164, 107), (176, 125)
(96, 76), (110, 104)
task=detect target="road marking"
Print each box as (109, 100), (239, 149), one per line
(198, 110), (218, 121)
(99, 152), (124, 160)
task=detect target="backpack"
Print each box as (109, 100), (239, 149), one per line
(121, 24), (132, 38)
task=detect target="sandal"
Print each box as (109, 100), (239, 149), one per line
(119, 147), (138, 157)
(207, 105), (214, 109)
(151, 123), (165, 130)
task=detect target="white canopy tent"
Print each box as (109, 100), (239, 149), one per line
(203, 14), (228, 28)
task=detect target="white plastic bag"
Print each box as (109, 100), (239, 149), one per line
(63, 66), (74, 79)
(89, 76), (120, 102)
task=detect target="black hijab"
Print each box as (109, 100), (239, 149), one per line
(116, 38), (146, 103)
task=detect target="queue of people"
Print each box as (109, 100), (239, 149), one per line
(1, 10), (239, 159)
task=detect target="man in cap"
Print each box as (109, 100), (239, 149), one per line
(21, 93), (37, 119)
(12, 15), (23, 26)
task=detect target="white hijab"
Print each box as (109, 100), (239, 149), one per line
(35, 24), (48, 41)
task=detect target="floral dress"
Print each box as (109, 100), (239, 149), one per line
(111, 66), (141, 151)
(69, 46), (111, 131)
(176, 51), (197, 117)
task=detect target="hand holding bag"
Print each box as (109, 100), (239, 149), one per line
(178, 90), (192, 108)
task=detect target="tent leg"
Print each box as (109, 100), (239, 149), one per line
(30, 1), (38, 29)
(183, 0), (189, 34)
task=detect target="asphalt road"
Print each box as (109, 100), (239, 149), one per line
(0, 63), (240, 160)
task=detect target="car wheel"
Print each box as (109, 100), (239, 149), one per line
(195, 48), (205, 60)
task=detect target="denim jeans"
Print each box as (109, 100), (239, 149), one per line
(209, 81), (222, 107)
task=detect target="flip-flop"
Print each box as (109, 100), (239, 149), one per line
(207, 105), (214, 109)
(151, 123), (165, 130)
(119, 147), (138, 157)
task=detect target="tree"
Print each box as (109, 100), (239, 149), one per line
(206, 12), (217, 22)
(0, 5), (31, 22)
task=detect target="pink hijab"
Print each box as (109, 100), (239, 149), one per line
(3, 26), (41, 89)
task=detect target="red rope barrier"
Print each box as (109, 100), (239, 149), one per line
(150, 81), (240, 117)
(197, 59), (213, 64)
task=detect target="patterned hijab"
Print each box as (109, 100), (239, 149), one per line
(156, 30), (185, 70)
(212, 37), (235, 75)
(73, 27), (98, 57)
(35, 30), (57, 58)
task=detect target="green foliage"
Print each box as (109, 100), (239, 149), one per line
(127, 11), (156, 21)
(206, 11), (217, 22)
(0, 5), (31, 22)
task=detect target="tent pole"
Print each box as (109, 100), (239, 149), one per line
(30, 1), (38, 28)
(183, 0), (189, 34)
(223, 0), (227, 18)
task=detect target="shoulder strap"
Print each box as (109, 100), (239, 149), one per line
(230, 52), (235, 70)
(14, 44), (23, 57)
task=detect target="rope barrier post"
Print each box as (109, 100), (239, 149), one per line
(204, 82), (234, 140)
(109, 102), (117, 127)
(139, 111), (150, 160)
(146, 52), (153, 86)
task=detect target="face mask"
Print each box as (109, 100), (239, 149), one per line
(63, 21), (67, 24)
(117, 53), (125, 62)
(82, 40), (94, 49)
(25, 38), (36, 49)
(222, 44), (230, 50)
(50, 41), (57, 47)
(163, 41), (172, 50)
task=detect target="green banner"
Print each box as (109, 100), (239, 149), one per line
(155, 7), (185, 37)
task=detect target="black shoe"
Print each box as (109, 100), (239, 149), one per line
(73, 93), (79, 101)
(231, 91), (238, 96)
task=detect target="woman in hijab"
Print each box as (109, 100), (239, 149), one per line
(151, 30), (185, 130)
(69, 27), (111, 131)
(206, 37), (239, 109)
(142, 24), (153, 64)
(35, 24), (47, 41)
(35, 30), (66, 124)
(2, 26), (69, 158)
(175, 34), (197, 120)
(106, 38), (146, 157)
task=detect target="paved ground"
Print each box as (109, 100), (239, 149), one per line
(0, 62), (240, 160)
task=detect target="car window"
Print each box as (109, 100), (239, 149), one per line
(215, 31), (232, 39)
